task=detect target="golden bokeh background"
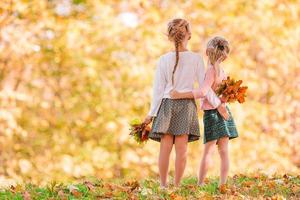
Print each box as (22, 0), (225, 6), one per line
(0, 0), (299, 186)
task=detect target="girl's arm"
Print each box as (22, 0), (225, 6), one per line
(195, 57), (221, 108)
(170, 90), (194, 99)
(146, 57), (167, 118)
(170, 68), (214, 99)
(170, 57), (220, 104)
(192, 67), (215, 98)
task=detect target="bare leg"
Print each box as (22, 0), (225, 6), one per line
(198, 140), (216, 185)
(217, 137), (229, 185)
(174, 134), (188, 187)
(159, 134), (173, 188)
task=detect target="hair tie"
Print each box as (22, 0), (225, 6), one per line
(218, 44), (224, 51)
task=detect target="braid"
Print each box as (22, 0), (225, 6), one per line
(172, 37), (180, 85)
(167, 18), (191, 86)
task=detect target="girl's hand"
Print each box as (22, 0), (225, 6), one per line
(170, 89), (181, 99)
(143, 116), (153, 125)
(220, 96), (227, 103)
(217, 103), (229, 120)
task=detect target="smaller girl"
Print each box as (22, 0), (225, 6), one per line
(170, 36), (238, 186)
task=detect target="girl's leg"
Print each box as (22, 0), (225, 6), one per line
(198, 140), (216, 185)
(159, 134), (174, 187)
(217, 136), (229, 185)
(174, 134), (188, 187)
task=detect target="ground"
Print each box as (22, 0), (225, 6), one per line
(0, 173), (299, 200)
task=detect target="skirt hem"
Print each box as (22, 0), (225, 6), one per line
(149, 98), (200, 143)
(149, 132), (200, 143)
(204, 134), (238, 144)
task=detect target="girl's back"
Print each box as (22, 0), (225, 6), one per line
(159, 51), (203, 98)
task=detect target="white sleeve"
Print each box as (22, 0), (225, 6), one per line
(196, 57), (221, 108)
(148, 57), (167, 117)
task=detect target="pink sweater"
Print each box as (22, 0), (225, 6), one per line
(192, 66), (226, 110)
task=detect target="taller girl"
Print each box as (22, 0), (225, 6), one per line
(143, 19), (228, 188)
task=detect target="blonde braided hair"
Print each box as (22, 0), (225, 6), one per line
(206, 36), (230, 79)
(167, 19), (191, 86)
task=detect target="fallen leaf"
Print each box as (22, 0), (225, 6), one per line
(283, 174), (290, 179)
(104, 191), (113, 198)
(84, 181), (95, 191)
(123, 180), (140, 192)
(291, 185), (300, 193)
(22, 191), (31, 200)
(267, 181), (276, 189)
(257, 182), (264, 192)
(219, 184), (227, 194)
(170, 192), (185, 200)
(10, 184), (23, 193)
(242, 181), (254, 188)
(271, 195), (286, 200)
(68, 185), (81, 198)
(229, 185), (238, 195)
(71, 189), (81, 198)
(58, 190), (67, 200)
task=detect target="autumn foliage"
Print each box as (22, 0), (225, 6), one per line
(216, 76), (248, 103)
(129, 119), (151, 144)
(2, 173), (299, 199)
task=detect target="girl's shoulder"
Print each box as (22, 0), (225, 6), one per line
(159, 51), (202, 67)
(184, 51), (201, 59)
(180, 51), (203, 64)
(156, 52), (172, 64)
(162, 51), (200, 58)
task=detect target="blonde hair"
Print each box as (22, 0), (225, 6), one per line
(167, 18), (191, 85)
(206, 36), (230, 79)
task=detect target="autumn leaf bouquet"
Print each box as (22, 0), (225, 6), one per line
(216, 76), (248, 103)
(129, 119), (151, 144)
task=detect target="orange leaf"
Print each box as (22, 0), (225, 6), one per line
(71, 189), (81, 198)
(242, 181), (254, 188)
(219, 184), (228, 194)
(170, 193), (185, 200)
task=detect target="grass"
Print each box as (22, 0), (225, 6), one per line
(0, 174), (299, 199)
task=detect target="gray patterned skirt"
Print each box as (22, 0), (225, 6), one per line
(149, 98), (200, 143)
(203, 106), (238, 144)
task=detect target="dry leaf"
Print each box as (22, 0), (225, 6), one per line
(58, 190), (67, 200)
(219, 184), (227, 194)
(242, 181), (254, 188)
(71, 189), (81, 198)
(257, 182), (264, 192)
(84, 181), (95, 191)
(291, 185), (300, 193)
(123, 180), (140, 192)
(170, 192), (185, 200)
(22, 191), (31, 200)
(267, 181), (276, 189)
